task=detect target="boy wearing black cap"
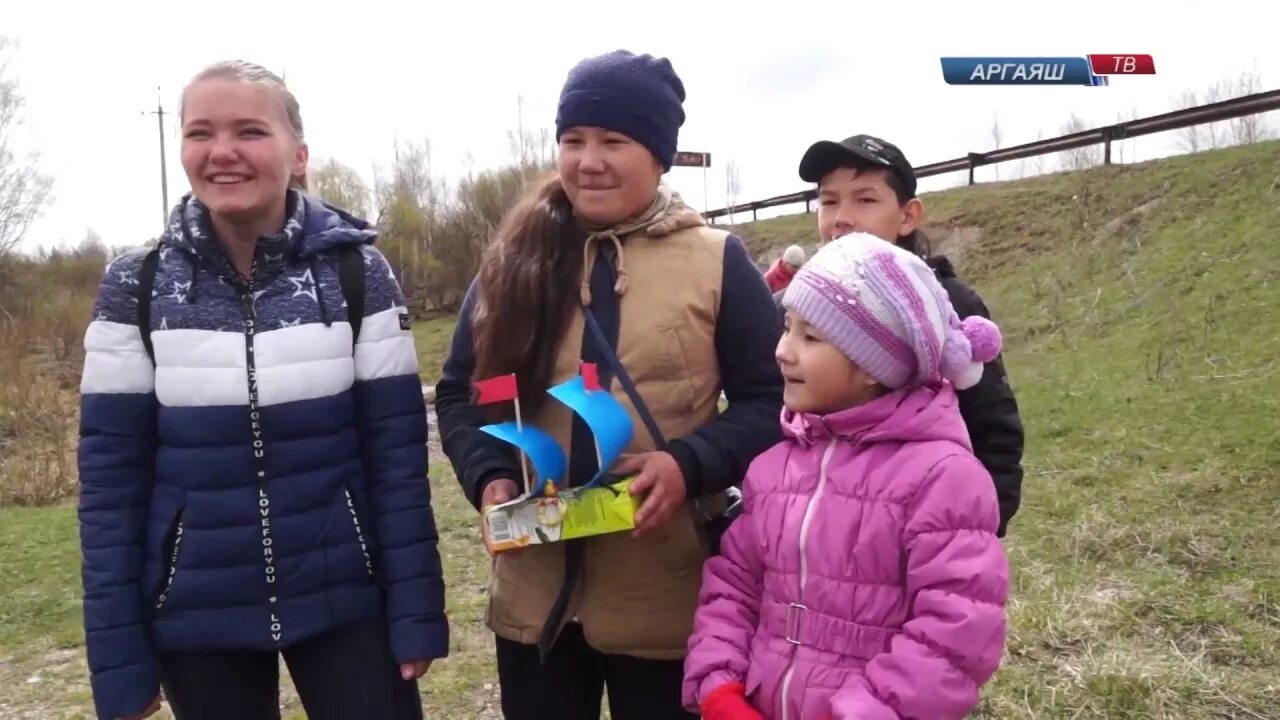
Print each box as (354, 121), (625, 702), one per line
(786, 134), (1026, 538)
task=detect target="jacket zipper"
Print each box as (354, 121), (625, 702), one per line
(238, 261), (283, 647)
(777, 438), (839, 720)
(344, 488), (375, 579)
(154, 512), (185, 611)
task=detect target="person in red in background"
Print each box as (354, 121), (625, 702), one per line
(763, 244), (806, 293)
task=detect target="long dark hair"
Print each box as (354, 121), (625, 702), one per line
(471, 173), (586, 418)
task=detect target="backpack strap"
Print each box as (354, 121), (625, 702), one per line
(336, 245), (365, 349)
(136, 246), (161, 366)
(137, 244), (366, 365)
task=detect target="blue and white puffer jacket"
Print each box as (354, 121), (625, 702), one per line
(77, 190), (448, 719)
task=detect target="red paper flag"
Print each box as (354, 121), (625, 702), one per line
(580, 362), (601, 392)
(474, 373), (518, 405)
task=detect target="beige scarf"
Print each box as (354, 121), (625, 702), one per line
(578, 185), (705, 306)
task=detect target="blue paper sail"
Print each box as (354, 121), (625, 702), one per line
(547, 375), (634, 487)
(479, 422), (567, 497)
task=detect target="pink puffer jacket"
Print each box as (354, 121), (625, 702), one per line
(683, 382), (1009, 720)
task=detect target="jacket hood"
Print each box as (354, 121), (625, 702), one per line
(157, 189), (378, 315)
(926, 254), (956, 278)
(781, 381), (971, 450)
(162, 189), (377, 262)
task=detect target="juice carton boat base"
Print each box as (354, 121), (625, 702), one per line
(484, 478), (639, 553)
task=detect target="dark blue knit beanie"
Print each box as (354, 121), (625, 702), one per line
(555, 49), (687, 171)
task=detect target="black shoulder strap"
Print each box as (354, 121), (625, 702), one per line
(337, 245), (365, 349)
(137, 244), (365, 363)
(581, 305), (667, 450)
(137, 246), (161, 366)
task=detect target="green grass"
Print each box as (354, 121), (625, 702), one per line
(0, 506), (95, 717)
(413, 314), (459, 382)
(4, 142), (1279, 718)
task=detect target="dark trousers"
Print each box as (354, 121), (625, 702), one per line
(494, 623), (697, 720)
(158, 619), (423, 720)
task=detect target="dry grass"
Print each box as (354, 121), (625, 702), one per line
(0, 315), (83, 506)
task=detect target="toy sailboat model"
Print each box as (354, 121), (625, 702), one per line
(477, 422), (567, 499)
(475, 364), (640, 552)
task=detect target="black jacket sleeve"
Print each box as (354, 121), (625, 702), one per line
(933, 263), (1026, 537)
(667, 234), (786, 497)
(433, 280), (522, 511)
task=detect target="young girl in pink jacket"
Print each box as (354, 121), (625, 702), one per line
(683, 232), (1010, 720)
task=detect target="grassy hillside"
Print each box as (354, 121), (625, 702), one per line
(2, 141), (1277, 718)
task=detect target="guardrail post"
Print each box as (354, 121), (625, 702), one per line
(753, 206), (758, 222)
(805, 197), (811, 213)
(967, 153), (983, 186)
(1103, 124), (1128, 165)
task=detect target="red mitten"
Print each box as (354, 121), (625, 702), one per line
(700, 682), (764, 720)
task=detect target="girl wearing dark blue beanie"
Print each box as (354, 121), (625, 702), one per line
(435, 49), (786, 720)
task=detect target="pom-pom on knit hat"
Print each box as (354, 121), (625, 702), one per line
(782, 245), (806, 266)
(555, 49), (687, 171)
(781, 232), (1003, 391)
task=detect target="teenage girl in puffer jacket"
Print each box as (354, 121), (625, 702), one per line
(683, 232), (1010, 720)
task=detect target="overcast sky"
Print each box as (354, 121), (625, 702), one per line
(6, 0), (1278, 252)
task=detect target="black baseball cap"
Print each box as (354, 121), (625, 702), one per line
(798, 134), (917, 197)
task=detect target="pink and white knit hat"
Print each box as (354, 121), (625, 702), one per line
(781, 232), (1003, 391)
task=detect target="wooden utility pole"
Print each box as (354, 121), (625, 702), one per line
(144, 87), (171, 229)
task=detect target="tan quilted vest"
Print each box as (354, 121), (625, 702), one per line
(484, 207), (728, 660)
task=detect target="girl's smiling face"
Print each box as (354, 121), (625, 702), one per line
(180, 78), (307, 224)
(776, 310), (885, 414)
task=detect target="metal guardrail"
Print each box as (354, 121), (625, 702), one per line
(705, 89), (1280, 222)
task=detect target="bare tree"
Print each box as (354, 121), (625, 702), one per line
(507, 94), (555, 172)
(1126, 102), (1140, 161)
(1110, 103), (1142, 164)
(375, 138), (445, 297)
(0, 37), (53, 257)
(1228, 66), (1273, 145)
(1171, 68), (1274, 152)
(724, 160), (741, 224)
(1202, 80), (1225, 149)
(1032, 129), (1047, 175)
(310, 157), (371, 219)
(989, 114), (1003, 179)
(365, 108), (560, 314)
(1112, 112), (1126, 164)
(77, 227), (107, 260)
(539, 127), (554, 167)
(1058, 114), (1100, 171)
(1170, 90), (1203, 152)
